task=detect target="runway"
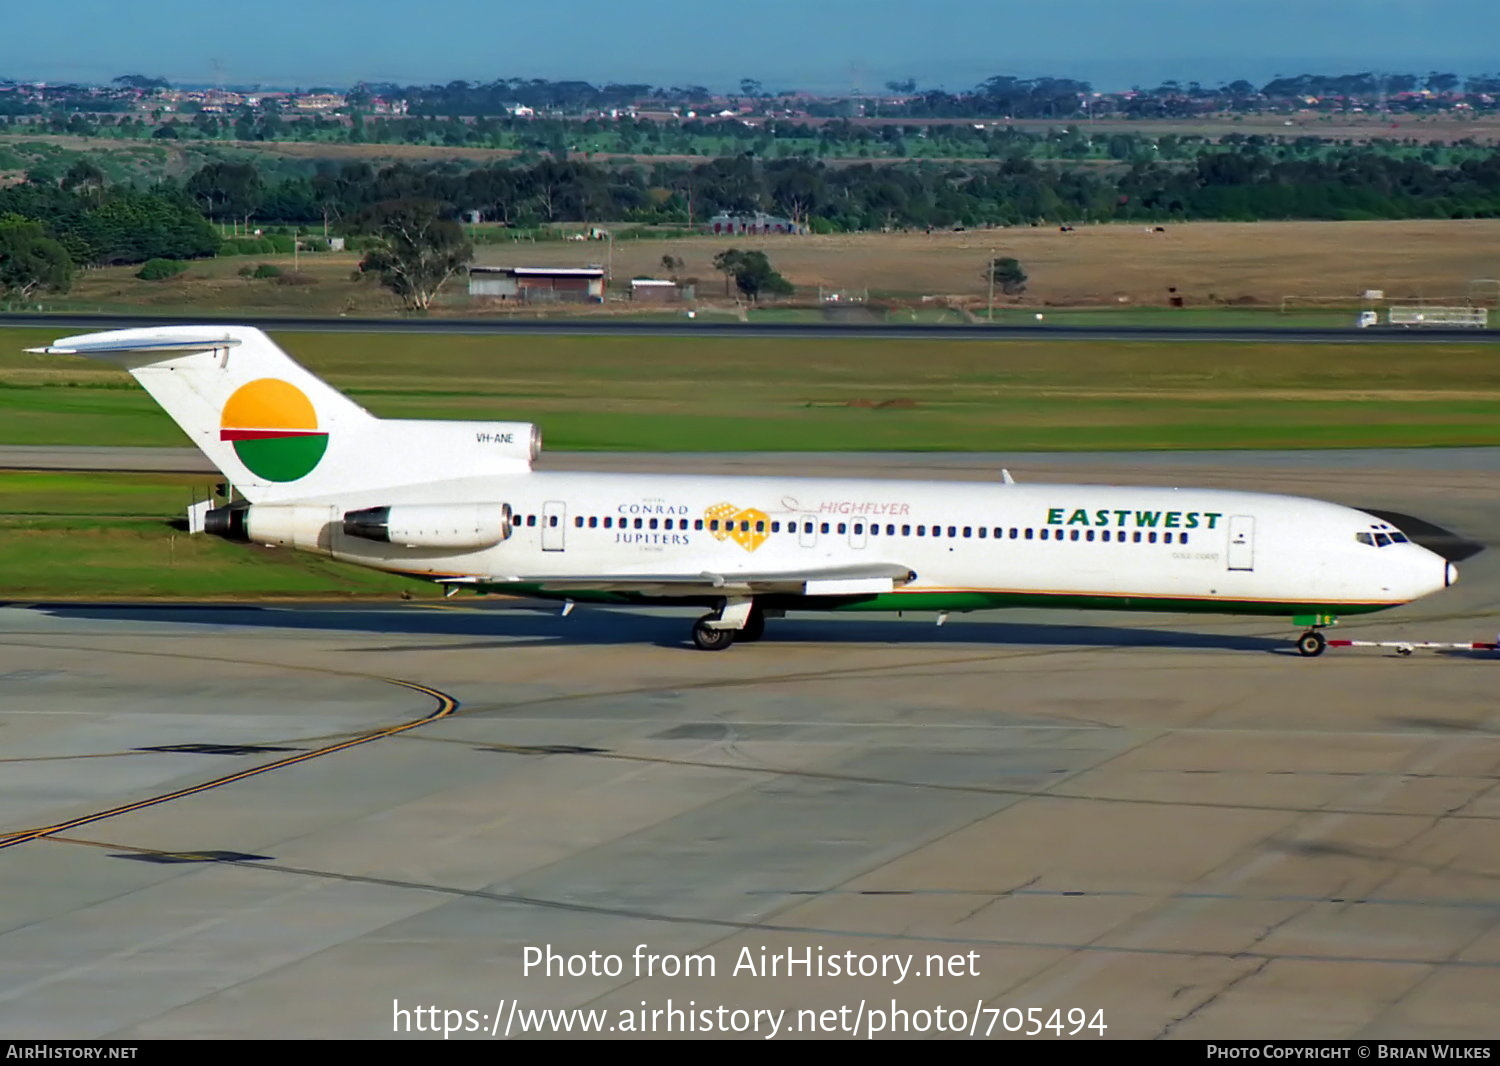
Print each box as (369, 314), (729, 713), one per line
(3, 454), (1500, 1040)
(3, 311), (1496, 344)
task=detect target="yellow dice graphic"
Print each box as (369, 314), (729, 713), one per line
(704, 502), (770, 552)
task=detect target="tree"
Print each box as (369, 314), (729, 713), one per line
(113, 74), (170, 91)
(355, 198), (473, 312)
(60, 159), (105, 197)
(186, 162), (264, 230)
(660, 253), (683, 278)
(986, 256), (1027, 295)
(712, 248), (744, 296)
(0, 216), (74, 300)
(713, 248), (791, 302)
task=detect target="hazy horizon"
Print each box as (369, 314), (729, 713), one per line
(2, 1), (1495, 95)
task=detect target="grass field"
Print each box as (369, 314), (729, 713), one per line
(6, 326), (1500, 454)
(471, 219), (1500, 308)
(15, 218), (1500, 317)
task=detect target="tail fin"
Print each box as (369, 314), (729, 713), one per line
(31, 325), (538, 502)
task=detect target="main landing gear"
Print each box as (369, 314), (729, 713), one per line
(1293, 614), (1337, 658)
(690, 599), (769, 651)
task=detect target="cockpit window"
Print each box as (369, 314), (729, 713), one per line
(1374, 533), (1392, 547)
(1357, 528), (1410, 547)
(1356, 532), (1375, 546)
(1389, 532), (1409, 543)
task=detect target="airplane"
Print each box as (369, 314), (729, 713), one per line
(28, 325), (1457, 654)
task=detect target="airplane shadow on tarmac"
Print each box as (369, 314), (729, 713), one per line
(13, 602), (1294, 655)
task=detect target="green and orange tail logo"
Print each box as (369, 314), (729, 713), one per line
(220, 379), (329, 482)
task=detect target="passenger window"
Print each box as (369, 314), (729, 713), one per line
(695, 519), (704, 531)
(887, 524), (896, 535)
(948, 526), (957, 538)
(1133, 531), (1142, 543)
(977, 527), (986, 539)
(1148, 531), (1157, 543)
(917, 525), (926, 536)
(1068, 529), (1078, 541)
(821, 522), (830, 534)
(869, 524), (879, 537)
(756, 521), (765, 533)
(901, 524), (911, 536)
(549, 515), (558, 527)
(1102, 530), (1111, 542)
(646, 518), (656, 530)
(527, 514), (537, 527)
(1040, 529), (1049, 540)
(964, 527), (973, 538)
(932, 525), (941, 538)
(1009, 528), (1018, 539)
(1024, 528), (1033, 540)
(1086, 530), (1095, 541)
(853, 523), (863, 535)
(588, 516), (597, 528)
(1180, 533), (1189, 545)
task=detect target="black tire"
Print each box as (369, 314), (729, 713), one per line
(1296, 631), (1327, 657)
(692, 615), (736, 651)
(738, 610), (766, 643)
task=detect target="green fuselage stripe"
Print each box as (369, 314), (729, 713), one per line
(463, 583), (1395, 617)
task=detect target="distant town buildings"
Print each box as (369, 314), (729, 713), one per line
(707, 212), (803, 235)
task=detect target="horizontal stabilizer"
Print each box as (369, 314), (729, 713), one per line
(27, 333), (242, 357)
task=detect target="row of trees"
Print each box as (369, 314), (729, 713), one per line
(0, 167), (218, 271)
(193, 146), (1500, 236)
(0, 160), (457, 308)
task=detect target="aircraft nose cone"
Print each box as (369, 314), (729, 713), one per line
(1446, 561), (1458, 588)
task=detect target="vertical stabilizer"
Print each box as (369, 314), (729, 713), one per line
(31, 325), (540, 502)
(31, 326), (373, 502)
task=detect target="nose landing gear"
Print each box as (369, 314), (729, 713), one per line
(1296, 630), (1328, 657)
(1292, 614), (1337, 658)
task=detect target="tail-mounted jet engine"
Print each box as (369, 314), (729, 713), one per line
(342, 503), (514, 550)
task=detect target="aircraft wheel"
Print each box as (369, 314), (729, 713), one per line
(692, 615), (736, 651)
(738, 610), (766, 643)
(1296, 630), (1327, 658)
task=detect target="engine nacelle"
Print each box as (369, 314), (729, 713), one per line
(343, 503), (513, 550)
(204, 502), (337, 551)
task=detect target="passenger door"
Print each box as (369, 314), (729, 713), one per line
(798, 514), (819, 549)
(1226, 514), (1254, 571)
(542, 500), (567, 552)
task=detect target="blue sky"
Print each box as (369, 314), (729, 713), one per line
(3, 1), (1495, 93)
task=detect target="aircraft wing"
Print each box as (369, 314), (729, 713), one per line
(480, 562), (917, 597)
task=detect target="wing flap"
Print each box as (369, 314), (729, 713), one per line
(488, 562), (915, 596)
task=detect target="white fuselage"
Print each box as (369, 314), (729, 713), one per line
(297, 471), (1451, 616)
